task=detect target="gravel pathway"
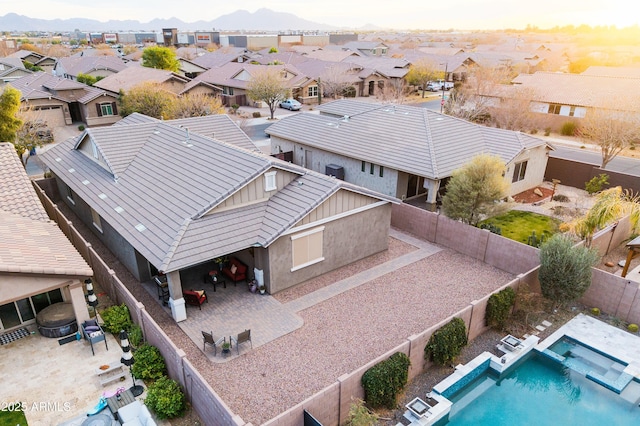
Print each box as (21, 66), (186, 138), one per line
(57, 201), (515, 425)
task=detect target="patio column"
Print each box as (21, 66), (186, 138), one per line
(68, 279), (90, 325)
(424, 179), (440, 212)
(166, 270), (187, 322)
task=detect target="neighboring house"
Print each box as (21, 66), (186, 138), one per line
(193, 62), (317, 106)
(93, 65), (192, 96)
(0, 142), (93, 333)
(340, 41), (390, 57)
(9, 72), (121, 127)
(54, 56), (129, 81)
(192, 48), (254, 69)
(40, 116), (395, 322)
(176, 57), (209, 79)
(8, 49), (57, 74)
(0, 57), (31, 85)
(266, 100), (552, 210)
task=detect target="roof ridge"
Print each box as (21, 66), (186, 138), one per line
(422, 110), (439, 179)
(160, 217), (192, 272)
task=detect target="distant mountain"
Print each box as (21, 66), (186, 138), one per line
(0, 9), (349, 32)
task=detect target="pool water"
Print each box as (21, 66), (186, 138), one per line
(437, 353), (640, 426)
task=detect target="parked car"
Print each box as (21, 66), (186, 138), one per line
(425, 82), (442, 92)
(280, 99), (302, 111)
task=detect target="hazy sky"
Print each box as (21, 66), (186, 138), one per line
(4, 0), (637, 30)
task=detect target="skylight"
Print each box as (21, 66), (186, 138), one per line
(114, 206), (124, 213)
(135, 224), (146, 232)
(82, 180), (90, 185)
(98, 193), (107, 199)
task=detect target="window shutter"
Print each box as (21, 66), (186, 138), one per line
(111, 102), (118, 115)
(96, 103), (102, 117)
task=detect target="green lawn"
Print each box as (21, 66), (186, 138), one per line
(0, 409), (27, 426)
(480, 210), (560, 246)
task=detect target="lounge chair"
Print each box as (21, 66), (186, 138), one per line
(202, 331), (225, 356)
(230, 329), (252, 355)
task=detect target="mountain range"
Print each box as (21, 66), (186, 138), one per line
(0, 9), (380, 32)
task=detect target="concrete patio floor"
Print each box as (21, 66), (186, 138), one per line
(0, 325), (167, 426)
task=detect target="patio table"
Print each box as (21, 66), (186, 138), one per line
(107, 388), (135, 421)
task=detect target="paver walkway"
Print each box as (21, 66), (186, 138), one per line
(166, 228), (443, 362)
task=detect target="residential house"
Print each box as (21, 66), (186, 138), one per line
(0, 142), (93, 333)
(93, 65), (193, 96)
(54, 56), (129, 81)
(266, 100), (552, 211)
(340, 41), (390, 57)
(0, 57), (31, 85)
(9, 72), (121, 127)
(40, 115), (395, 322)
(8, 50), (57, 74)
(192, 48), (253, 69)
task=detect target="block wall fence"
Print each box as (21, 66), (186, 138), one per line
(34, 180), (639, 426)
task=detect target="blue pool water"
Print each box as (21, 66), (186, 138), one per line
(438, 353), (640, 426)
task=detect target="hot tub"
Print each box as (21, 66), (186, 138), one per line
(36, 302), (78, 338)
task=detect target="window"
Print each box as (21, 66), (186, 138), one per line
(91, 208), (102, 232)
(370, 163), (374, 175)
(91, 141), (99, 159)
(291, 226), (324, 271)
(308, 86), (318, 97)
(361, 161), (366, 172)
(66, 186), (75, 205)
(547, 104), (561, 115)
(264, 171), (277, 192)
(100, 103), (113, 116)
(229, 87), (234, 95)
(512, 161), (528, 183)
(379, 166), (384, 177)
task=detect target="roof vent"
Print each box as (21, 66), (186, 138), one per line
(135, 223), (146, 232)
(68, 168), (75, 173)
(114, 206), (124, 213)
(98, 193), (107, 199)
(342, 115), (350, 122)
(82, 180), (90, 185)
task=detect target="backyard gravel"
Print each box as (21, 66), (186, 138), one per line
(58, 201), (516, 425)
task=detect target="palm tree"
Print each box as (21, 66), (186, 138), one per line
(561, 186), (640, 247)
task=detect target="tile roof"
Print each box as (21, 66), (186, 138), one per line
(267, 100), (549, 179)
(194, 62), (311, 90)
(9, 71), (115, 104)
(55, 56), (128, 77)
(41, 118), (393, 273)
(581, 66), (640, 78)
(93, 66), (190, 94)
(0, 143), (92, 277)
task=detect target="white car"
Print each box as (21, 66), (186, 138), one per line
(280, 99), (302, 111)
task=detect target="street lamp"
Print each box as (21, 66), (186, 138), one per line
(440, 62), (448, 114)
(85, 278), (98, 316)
(120, 330), (144, 397)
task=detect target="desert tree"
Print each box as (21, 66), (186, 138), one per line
(377, 78), (408, 104)
(0, 85), (23, 143)
(538, 234), (599, 308)
(15, 109), (53, 165)
(490, 86), (539, 131)
(246, 68), (289, 120)
(404, 58), (441, 98)
(171, 93), (225, 118)
(319, 64), (355, 100)
(577, 99), (640, 169)
(441, 154), (510, 226)
(142, 46), (180, 72)
(119, 82), (176, 119)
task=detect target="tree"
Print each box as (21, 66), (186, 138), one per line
(442, 154), (509, 226)
(404, 58), (441, 98)
(576, 101), (640, 169)
(246, 68), (289, 120)
(171, 93), (225, 118)
(319, 64), (355, 100)
(377, 79), (407, 104)
(489, 86), (540, 132)
(142, 46), (180, 72)
(119, 82), (176, 119)
(0, 86), (23, 143)
(538, 234), (599, 307)
(77, 73), (97, 86)
(561, 186), (640, 247)
(14, 107), (53, 165)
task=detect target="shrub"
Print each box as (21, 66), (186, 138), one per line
(144, 376), (186, 419)
(131, 344), (166, 381)
(479, 222), (502, 235)
(544, 127), (551, 136)
(100, 304), (132, 334)
(345, 398), (378, 426)
(252, 111), (261, 118)
(530, 129), (538, 135)
(552, 194), (570, 202)
(128, 323), (143, 348)
(560, 121), (577, 136)
(486, 287), (516, 329)
(591, 307), (601, 316)
(361, 352), (411, 409)
(628, 324), (639, 333)
(585, 173), (609, 195)
(425, 317), (468, 366)
(78, 125), (85, 131)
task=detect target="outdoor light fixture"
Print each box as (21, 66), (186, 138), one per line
(120, 330), (144, 397)
(85, 278), (98, 314)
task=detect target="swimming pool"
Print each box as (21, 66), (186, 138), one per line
(436, 352), (640, 425)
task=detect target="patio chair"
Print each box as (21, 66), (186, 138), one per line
(230, 329), (252, 355)
(202, 331), (225, 356)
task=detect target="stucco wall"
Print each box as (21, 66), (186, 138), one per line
(267, 203), (391, 293)
(504, 145), (549, 196)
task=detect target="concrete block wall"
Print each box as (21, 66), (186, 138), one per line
(484, 233), (540, 275)
(263, 382), (340, 426)
(390, 203), (437, 241)
(435, 215), (490, 261)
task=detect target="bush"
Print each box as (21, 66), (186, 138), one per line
(252, 111), (261, 118)
(78, 125), (85, 131)
(425, 317), (468, 366)
(100, 304), (132, 334)
(530, 129), (538, 135)
(628, 324), (639, 333)
(128, 323), (143, 348)
(345, 398), (378, 426)
(552, 194), (570, 202)
(560, 121), (576, 136)
(591, 307), (601, 316)
(544, 127), (551, 136)
(585, 173), (609, 195)
(131, 344), (166, 381)
(144, 376), (186, 419)
(361, 352), (411, 409)
(485, 287), (516, 329)
(479, 222), (502, 235)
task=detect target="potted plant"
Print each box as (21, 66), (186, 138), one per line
(213, 256), (227, 271)
(258, 285), (266, 295)
(221, 342), (231, 354)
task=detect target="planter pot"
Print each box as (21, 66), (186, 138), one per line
(259, 289), (266, 295)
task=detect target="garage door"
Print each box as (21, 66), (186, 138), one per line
(34, 105), (66, 128)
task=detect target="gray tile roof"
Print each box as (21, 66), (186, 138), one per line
(267, 100), (549, 180)
(9, 71), (115, 105)
(55, 56), (128, 77)
(41, 118), (393, 273)
(93, 66), (190, 94)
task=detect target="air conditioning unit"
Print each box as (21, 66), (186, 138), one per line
(325, 164), (345, 180)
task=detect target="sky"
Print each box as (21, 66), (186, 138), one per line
(3, 0), (638, 30)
